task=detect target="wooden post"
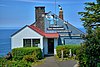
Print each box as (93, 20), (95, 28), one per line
(61, 50), (63, 60)
(69, 49), (72, 57)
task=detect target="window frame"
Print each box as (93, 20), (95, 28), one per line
(23, 39), (40, 47)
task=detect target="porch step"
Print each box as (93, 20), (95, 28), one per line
(44, 54), (54, 57)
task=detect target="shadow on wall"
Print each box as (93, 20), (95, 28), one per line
(58, 37), (62, 45)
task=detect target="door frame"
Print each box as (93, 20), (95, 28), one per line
(48, 38), (54, 54)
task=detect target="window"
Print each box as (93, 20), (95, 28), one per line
(23, 39), (40, 47)
(23, 39), (31, 47)
(32, 39), (40, 47)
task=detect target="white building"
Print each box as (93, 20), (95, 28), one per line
(11, 6), (84, 55)
(11, 25), (58, 55)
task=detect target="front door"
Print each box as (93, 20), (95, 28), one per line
(48, 38), (54, 54)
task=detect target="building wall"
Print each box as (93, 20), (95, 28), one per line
(54, 38), (58, 54)
(44, 12), (84, 45)
(11, 26), (58, 55)
(43, 38), (48, 54)
(64, 39), (83, 44)
(58, 36), (84, 45)
(11, 27), (43, 49)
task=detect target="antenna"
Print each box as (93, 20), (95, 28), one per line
(54, 0), (57, 25)
(55, 0), (56, 14)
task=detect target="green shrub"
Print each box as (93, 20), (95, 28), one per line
(23, 55), (35, 62)
(0, 58), (31, 67)
(0, 57), (7, 67)
(56, 45), (69, 58)
(6, 60), (31, 67)
(12, 47), (42, 60)
(64, 44), (81, 55)
(56, 44), (81, 58)
(97, 63), (100, 67)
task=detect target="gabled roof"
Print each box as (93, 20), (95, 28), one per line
(45, 11), (85, 34)
(11, 25), (28, 37)
(29, 25), (59, 38)
(28, 25), (45, 36)
(12, 25), (59, 38)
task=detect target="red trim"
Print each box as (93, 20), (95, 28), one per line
(45, 33), (59, 38)
(28, 25), (45, 36)
(28, 25), (59, 38)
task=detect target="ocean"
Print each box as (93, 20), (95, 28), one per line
(0, 29), (18, 57)
(0, 28), (86, 57)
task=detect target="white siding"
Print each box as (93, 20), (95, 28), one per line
(54, 38), (58, 55)
(43, 38), (48, 54)
(11, 26), (58, 55)
(11, 27), (43, 49)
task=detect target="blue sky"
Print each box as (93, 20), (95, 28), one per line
(0, 0), (96, 29)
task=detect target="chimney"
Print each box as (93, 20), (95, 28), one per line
(35, 6), (45, 22)
(35, 6), (45, 31)
(58, 5), (63, 20)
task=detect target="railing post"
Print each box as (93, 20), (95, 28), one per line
(69, 49), (72, 57)
(61, 50), (63, 60)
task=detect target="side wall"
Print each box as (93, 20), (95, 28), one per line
(11, 27), (43, 49)
(59, 36), (84, 45)
(65, 39), (83, 44)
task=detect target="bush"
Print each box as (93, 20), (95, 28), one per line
(56, 44), (81, 58)
(0, 57), (7, 67)
(23, 55), (35, 62)
(12, 47), (42, 60)
(56, 45), (69, 58)
(97, 63), (100, 67)
(0, 58), (31, 67)
(65, 45), (81, 55)
(6, 60), (31, 67)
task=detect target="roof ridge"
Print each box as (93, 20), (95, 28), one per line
(28, 25), (59, 38)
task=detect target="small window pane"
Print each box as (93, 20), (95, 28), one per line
(23, 39), (31, 47)
(32, 39), (40, 47)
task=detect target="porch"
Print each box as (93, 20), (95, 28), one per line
(43, 38), (58, 55)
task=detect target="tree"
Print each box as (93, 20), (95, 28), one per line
(78, 0), (100, 67)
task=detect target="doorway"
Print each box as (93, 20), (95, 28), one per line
(48, 38), (54, 54)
